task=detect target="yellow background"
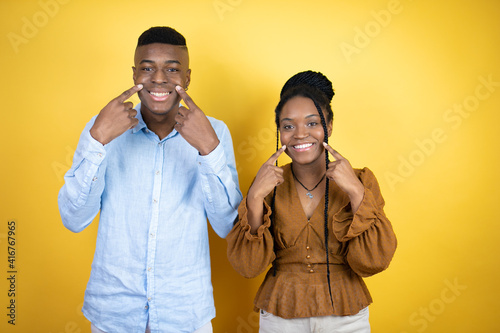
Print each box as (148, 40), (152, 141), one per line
(1, 0), (499, 332)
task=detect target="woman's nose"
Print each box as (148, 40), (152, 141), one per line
(294, 126), (309, 139)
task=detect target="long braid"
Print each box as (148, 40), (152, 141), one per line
(270, 127), (280, 276)
(311, 98), (334, 310)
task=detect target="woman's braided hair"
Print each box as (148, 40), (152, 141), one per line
(271, 70), (335, 309)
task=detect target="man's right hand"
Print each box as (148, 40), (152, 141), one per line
(90, 84), (143, 145)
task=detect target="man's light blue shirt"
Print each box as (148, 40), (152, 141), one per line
(58, 104), (242, 333)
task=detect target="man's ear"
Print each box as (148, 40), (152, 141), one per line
(185, 69), (191, 90)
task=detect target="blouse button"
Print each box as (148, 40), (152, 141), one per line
(306, 255), (311, 259)
(309, 269), (314, 273)
(306, 246), (310, 250)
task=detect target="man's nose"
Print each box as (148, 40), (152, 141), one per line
(152, 70), (168, 84)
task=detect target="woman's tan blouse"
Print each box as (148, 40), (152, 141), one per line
(226, 164), (397, 318)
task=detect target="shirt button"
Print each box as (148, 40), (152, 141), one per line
(97, 153), (103, 158)
(150, 233), (155, 238)
(147, 267), (152, 271)
(145, 305), (149, 309)
(309, 269), (314, 273)
(306, 255), (311, 259)
(92, 176), (98, 182)
(148, 297), (152, 302)
(153, 199), (158, 204)
(307, 264), (311, 268)
(155, 170), (160, 175)
(306, 246), (310, 250)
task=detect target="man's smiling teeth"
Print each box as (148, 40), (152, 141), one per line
(294, 143), (313, 149)
(150, 91), (171, 97)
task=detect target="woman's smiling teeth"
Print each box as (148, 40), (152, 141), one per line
(293, 143), (313, 150)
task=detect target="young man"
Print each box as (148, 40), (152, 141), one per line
(58, 26), (242, 333)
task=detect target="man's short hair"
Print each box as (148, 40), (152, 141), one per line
(137, 26), (187, 47)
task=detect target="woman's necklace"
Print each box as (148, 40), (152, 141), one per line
(291, 167), (326, 199)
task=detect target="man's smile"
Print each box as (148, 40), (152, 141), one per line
(148, 90), (172, 101)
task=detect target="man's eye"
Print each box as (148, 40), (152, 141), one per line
(142, 67), (153, 72)
(167, 68), (179, 72)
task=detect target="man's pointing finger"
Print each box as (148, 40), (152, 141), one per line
(117, 84), (143, 103)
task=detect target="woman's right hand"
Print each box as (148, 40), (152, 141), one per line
(246, 146), (286, 233)
(248, 145), (286, 201)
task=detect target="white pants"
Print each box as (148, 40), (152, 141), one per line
(259, 307), (370, 333)
(91, 321), (212, 333)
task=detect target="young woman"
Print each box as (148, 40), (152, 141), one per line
(227, 71), (397, 332)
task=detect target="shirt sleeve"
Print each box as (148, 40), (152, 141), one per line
(57, 117), (107, 233)
(332, 167), (397, 277)
(197, 121), (243, 238)
(226, 198), (276, 279)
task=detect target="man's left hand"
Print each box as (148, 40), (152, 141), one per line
(174, 85), (219, 155)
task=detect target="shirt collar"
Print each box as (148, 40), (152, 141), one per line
(131, 103), (147, 134)
(131, 103), (180, 140)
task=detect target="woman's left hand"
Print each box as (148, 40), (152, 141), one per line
(323, 143), (364, 212)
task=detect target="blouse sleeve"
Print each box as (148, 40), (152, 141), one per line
(226, 197), (276, 279)
(333, 168), (397, 277)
